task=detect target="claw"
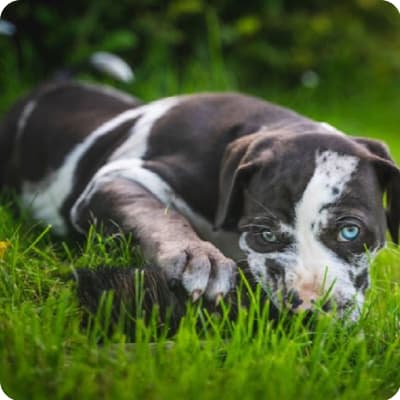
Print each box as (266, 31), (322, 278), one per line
(191, 289), (202, 303)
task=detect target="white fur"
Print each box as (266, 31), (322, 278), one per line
(239, 233), (269, 287)
(16, 100), (37, 141)
(71, 158), (241, 259)
(108, 97), (182, 160)
(21, 97), (182, 234)
(294, 151), (359, 291)
(89, 51), (134, 83)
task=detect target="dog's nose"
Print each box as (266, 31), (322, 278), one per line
(297, 287), (318, 310)
(286, 283), (321, 312)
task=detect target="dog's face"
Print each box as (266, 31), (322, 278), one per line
(216, 128), (400, 320)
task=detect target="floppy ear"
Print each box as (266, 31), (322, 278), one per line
(386, 173), (400, 244)
(353, 137), (400, 244)
(214, 134), (262, 230)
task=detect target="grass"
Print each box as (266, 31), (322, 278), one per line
(0, 62), (400, 399)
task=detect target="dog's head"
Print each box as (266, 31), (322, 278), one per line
(215, 124), (400, 320)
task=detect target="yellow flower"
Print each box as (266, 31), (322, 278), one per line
(0, 241), (10, 259)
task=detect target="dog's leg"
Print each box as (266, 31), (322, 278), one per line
(71, 178), (237, 302)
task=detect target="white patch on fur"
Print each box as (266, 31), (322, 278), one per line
(294, 151), (359, 295)
(278, 221), (296, 237)
(16, 100), (37, 141)
(108, 97), (182, 161)
(21, 97), (182, 234)
(292, 151), (366, 313)
(71, 158), (241, 259)
(239, 233), (269, 287)
(89, 51), (134, 83)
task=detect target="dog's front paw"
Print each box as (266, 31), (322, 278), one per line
(156, 240), (236, 302)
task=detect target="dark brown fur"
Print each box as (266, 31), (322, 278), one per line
(74, 263), (277, 340)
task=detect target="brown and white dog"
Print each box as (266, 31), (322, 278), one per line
(1, 80), (399, 320)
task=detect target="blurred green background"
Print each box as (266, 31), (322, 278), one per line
(1, 0), (399, 156)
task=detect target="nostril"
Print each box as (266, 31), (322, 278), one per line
(285, 289), (303, 309)
(322, 300), (332, 312)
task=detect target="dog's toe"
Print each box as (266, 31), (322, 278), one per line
(155, 240), (236, 302)
(205, 258), (236, 301)
(182, 253), (211, 300)
(157, 247), (189, 280)
(183, 242), (237, 302)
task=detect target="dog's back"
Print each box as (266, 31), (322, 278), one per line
(0, 81), (141, 190)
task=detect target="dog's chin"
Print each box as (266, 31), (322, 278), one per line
(266, 289), (363, 323)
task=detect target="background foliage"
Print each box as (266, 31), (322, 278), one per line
(1, 0), (400, 106)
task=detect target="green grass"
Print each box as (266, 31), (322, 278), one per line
(0, 203), (399, 400)
(1, 66), (400, 399)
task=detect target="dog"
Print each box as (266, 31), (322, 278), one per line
(1, 80), (399, 321)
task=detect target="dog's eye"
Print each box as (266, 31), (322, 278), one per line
(338, 225), (360, 242)
(261, 229), (279, 243)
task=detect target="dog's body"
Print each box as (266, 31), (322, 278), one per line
(1, 80), (399, 320)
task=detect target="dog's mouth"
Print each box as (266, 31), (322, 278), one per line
(261, 284), (363, 322)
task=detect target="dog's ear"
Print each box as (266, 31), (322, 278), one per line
(354, 137), (400, 244)
(214, 133), (266, 230)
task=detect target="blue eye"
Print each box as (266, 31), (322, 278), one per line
(261, 230), (278, 243)
(338, 225), (360, 242)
